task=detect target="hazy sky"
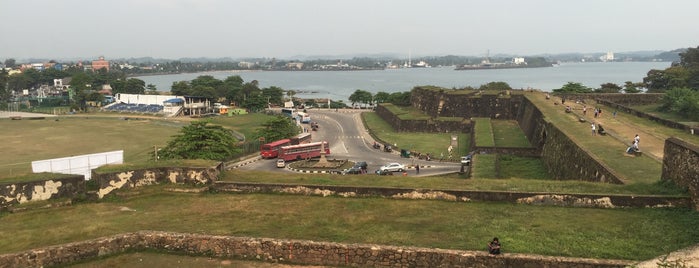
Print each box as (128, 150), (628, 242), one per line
(1, 0), (697, 60)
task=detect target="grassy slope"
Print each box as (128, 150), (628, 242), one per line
(1, 187), (698, 261)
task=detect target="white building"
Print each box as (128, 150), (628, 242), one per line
(513, 57), (526, 65)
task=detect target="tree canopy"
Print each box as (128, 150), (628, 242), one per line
(553, 82), (593, 93)
(643, 45), (699, 92)
(157, 121), (240, 160)
(254, 116), (299, 142)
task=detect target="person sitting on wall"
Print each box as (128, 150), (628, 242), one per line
(597, 124), (606, 135)
(565, 106), (572, 113)
(488, 237), (501, 255)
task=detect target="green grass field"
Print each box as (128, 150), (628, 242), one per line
(1, 186), (697, 261)
(473, 118), (495, 147)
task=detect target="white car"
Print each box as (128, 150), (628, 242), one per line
(461, 155), (472, 166)
(380, 162), (405, 172)
(276, 159), (286, 168)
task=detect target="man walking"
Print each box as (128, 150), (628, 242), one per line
(591, 123), (596, 136)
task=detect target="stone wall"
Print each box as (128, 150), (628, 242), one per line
(374, 104), (471, 133)
(0, 231), (634, 268)
(662, 138), (699, 210)
(93, 166), (221, 198)
(0, 175), (85, 209)
(410, 86), (524, 119)
(214, 182), (690, 209)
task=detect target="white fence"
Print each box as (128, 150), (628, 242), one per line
(31, 150), (124, 180)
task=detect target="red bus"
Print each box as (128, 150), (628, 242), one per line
(260, 138), (291, 159)
(278, 141), (330, 161)
(290, 132), (312, 145)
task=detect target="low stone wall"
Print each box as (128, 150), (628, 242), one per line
(93, 166), (221, 198)
(0, 175), (85, 209)
(597, 99), (698, 132)
(556, 93), (664, 106)
(0, 231), (634, 268)
(214, 182), (690, 209)
(662, 138), (699, 210)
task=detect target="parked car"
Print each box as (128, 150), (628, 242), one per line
(353, 161), (368, 170)
(460, 155), (472, 166)
(276, 159), (286, 168)
(375, 169), (393, 176)
(380, 162), (405, 172)
(343, 166), (363, 175)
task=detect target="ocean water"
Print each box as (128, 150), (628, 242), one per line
(136, 61), (670, 101)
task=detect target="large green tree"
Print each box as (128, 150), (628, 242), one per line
(553, 82), (593, 93)
(349, 89), (373, 107)
(479, 81), (512, 91)
(254, 116), (299, 142)
(158, 121), (240, 160)
(596, 83), (622, 93)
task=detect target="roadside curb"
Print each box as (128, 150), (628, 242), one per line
(224, 155), (263, 170)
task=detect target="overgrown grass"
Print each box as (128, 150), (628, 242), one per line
(363, 112), (470, 157)
(0, 172), (78, 184)
(498, 155), (551, 180)
(1, 187), (697, 261)
(491, 120), (532, 147)
(470, 154), (497, 179)
(473, 118), (495, 147)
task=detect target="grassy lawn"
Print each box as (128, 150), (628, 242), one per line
(1, 186), (697, 261)
(471, 154), (497, 178)
(492, 120), (532, 147)
(362, 112), (470, 158)
(0, 116), (186, 180)
(473, 118), (495, 147)
(68, 252), (287, 268)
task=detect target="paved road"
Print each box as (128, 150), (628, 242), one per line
(239, 109), (463, 176)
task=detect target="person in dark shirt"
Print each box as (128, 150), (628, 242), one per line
(488, 237), (501, 255)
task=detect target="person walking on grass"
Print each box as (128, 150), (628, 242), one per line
(591, 123), (596, 136)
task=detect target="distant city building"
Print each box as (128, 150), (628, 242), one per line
(238, 61), (256, 69)
(285, 62), (304, 69)
(513, 57), (526, 65)
(92, 56), (110, 71)
(600, 52), (615, 62)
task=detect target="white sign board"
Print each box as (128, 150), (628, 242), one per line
(31, 150), (124, 180)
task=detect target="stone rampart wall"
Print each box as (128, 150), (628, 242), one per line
(410, 87), (524, 119)
(214, 182), (690, 209)
(0, 176), (85, 209)
(515, 96), (624, 184)
(93, 166), (221, 198)
(0, 231), (634, 268)
(662, 138), (699, 210)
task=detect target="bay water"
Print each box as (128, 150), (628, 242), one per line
(136, 62), (670, 102)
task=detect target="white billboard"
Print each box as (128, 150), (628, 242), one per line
(31, 150), (124, 180)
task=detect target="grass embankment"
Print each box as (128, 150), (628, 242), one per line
(473, 117), (495, 147)
(492, 120), (533, 147)
(1, 187), (697, 261)
(633, 104), (699, 127)
(528, 93), (662, 184)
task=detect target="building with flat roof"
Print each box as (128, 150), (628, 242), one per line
(92, 56), (110, 71)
